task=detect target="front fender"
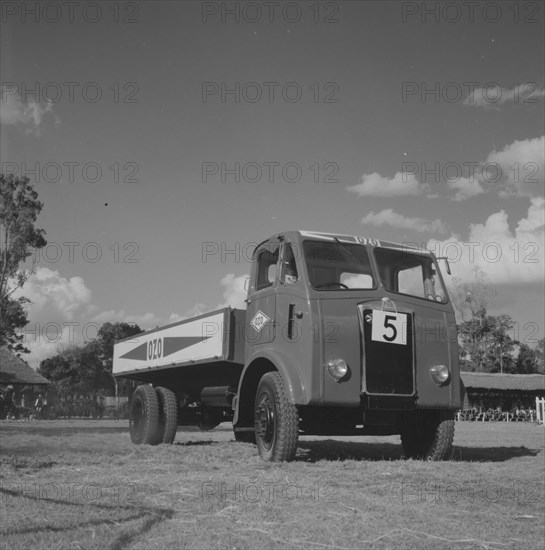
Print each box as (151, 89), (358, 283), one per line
(233, 347), (308, 425)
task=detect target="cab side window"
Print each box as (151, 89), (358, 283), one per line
(281, 244), (299, 284)
(255, 245), (279, 290)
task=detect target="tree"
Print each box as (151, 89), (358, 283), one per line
(483, 315), (517, 373)
(448, 267), (498, 371)
(0, 174), (46, 352)
(38, 350), (75, 391)
(448, 266), (496, 324)
(37, 322), (142, 396)
(536, 339), (545, 374)
(96, 322), (142, 396)
(515, 344), (540, 374)
(457, 313), (518, 373)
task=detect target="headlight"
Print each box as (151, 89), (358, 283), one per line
(430, 364), (450, 385)
(327, 358), (348, 381)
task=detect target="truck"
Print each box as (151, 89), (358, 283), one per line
(113, 230), (463, 462)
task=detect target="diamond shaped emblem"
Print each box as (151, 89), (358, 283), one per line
(250, 310), (270, 333)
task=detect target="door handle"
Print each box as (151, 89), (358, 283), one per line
(288, 304), (303, 340)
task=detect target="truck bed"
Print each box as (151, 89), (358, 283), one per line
(112, 308), (245, 380)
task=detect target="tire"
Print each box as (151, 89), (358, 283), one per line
(254, 372), (299, 462)
(156, 387), (178, 444)
(234, 429), (256, 444)
(401, 411), (455, 461)
(129, 385), (161, 445)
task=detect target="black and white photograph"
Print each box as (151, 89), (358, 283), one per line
(1, 1), (544, 548)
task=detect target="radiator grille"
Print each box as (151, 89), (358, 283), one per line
(361, 308), (414, 395)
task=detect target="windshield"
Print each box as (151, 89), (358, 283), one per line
(373, 247), (448, 303)
(303, 240), (375, 290)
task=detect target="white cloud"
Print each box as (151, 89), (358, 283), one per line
(90, 310), (162, 328)
(447, 177), (485, 201)
(484, 136), (544, 198)
(13, 268), (94, 367)
(166, 303), (207, 324)
(428, 198), (544, 285)
(218, 273), (248, 309)
(17, 267), (93, 323)
(361, 209), (446, 233)
(347, 172), (423, 197)
(1, 85), (60, 136)
(464, 83), (545, 109)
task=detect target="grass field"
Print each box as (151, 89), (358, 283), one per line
(0, 420), (543, 550)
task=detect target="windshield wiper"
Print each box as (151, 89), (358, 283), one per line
(333, 237), (369, 268)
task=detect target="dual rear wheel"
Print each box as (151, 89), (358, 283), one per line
(129, 385), (177, 445)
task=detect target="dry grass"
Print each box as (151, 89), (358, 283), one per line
(1, 419), (544, 550)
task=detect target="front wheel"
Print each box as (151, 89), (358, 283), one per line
(254, 372), (299, 462)
(129, 385), (160, 445)
(401, 411), (455, 460)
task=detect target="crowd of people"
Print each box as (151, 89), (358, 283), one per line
(0, 386), (105, 420)
(456, 406), (537, 422)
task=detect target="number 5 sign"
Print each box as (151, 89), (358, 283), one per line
(371, 310), (407, 345)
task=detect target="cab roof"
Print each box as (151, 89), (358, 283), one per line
(252, 230), (434, 257)
(297, 231), (433, 255)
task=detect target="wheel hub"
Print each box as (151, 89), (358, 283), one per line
(255, 396), (275, 447)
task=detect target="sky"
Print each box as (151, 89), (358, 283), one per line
(0, 0), (544, 367)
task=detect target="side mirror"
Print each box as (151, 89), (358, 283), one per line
(437, 257), (451, 276)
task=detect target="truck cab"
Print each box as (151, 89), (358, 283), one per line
(114, 230), (461, 462)
(236, 230), (461, 460)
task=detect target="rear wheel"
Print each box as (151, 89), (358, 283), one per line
(401, 411), (455, 460)
(156, 387), (178, 444)
(129, 385), (160, 445)
(254, 372), (299, 462)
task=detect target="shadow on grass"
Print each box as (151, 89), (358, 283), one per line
(451, 445), (540, 462)
(295, 440), (541, 463)
(297, 441), (403, 462)
(0, 424), (128, 436)
(0, 485), (175, 548)
(174, 440), (216, 447)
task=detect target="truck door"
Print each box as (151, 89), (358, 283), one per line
(246, 240), (279, 347)
(275, 242), (315, 391)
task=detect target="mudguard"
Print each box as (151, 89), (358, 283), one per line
(233, 347), (308, 425)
